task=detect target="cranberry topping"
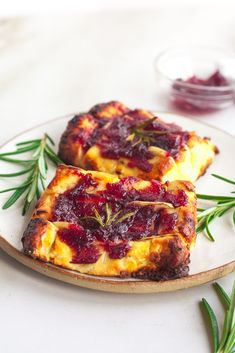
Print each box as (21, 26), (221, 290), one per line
(105, 241), (131, 259)
(137, 179), (164, 201)
(104, 177), (140, 201)
(58, 224), (100, 264)
(69, 107), (190, 172)
(163, 189), (188, 207)
(158, 211), (178, 234)
(184, 70), (230, 87)
(172, 70), (233, 112)
(52, 174), (188, 263)
(93, 114), (189, 172)
(52, 173), (100, 223)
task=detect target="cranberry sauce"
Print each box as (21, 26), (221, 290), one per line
(172, 70), (233, 112)
(94, 111), (189, 172)
(70, 108), (189, 172)
(58, 225), (100, 264)
(52, 173), (188, 264)
(183, 70), (230, 87)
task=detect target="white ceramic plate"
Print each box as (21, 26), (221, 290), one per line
(0, 112), (234, 293)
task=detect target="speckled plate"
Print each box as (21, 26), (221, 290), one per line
(0, 112), (234, 293)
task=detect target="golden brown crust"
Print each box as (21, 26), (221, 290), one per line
(88, 101), (130, 119)
(132, 236), (190, 281)
(22, 218), (48, 257)
(58, 113), (97, 166)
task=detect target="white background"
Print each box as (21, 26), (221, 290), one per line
(0, 1), (235, 352)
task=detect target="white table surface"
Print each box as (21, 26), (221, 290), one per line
(0, 9), (235, 353)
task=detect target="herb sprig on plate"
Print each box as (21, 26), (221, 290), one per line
(201, 281), (235, 353)
(197, 174), (235, 241)
(0, 133), (62, 215)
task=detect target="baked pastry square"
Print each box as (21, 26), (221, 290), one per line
(22, 165), (197, 281)
(58, 101), (218, 182)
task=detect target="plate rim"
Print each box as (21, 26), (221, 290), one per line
(1, 236), (234, 293)
(0, 111), (234, 293)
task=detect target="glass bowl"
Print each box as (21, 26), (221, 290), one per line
(154, 47), (235, 113)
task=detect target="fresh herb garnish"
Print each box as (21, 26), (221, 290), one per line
(201, 280), (235, 353)
(197, 174), (235, 241)
(82, 203), (136, 227)
(0, 133), (62, 215)
(131, 116), (177, 145)
(129, 200), (174, 209)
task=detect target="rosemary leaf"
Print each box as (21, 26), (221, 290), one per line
(217, 312), (230, 352)
(218, 205), (234, 218)
(16, 139), (41, 146)
(105, 203), (113, 225)
(32, 146), (41, 158)
(38, 153), (47, 179)
(134, 116), (157, 130)
(0, 156), (32, 164)
(214, 282), (231, 309)
(223, 324), (235, 353)
(201, 298), (219, 353)
(22, 199), (31, 215)
(197, 207), (206, 212)
(197, 206), (217, 220)
(45, 144), (58, 155)
(40, 175), (46, 190)
(197, 194), (235, 201)
(227, 282), (235, 336)
(212, 174), (235, 186)
(115, 211), (136, 223)
(45, 147), (62, 164)
(196, 219), (207, 234)
(0, 187), (23, 193)
(36, 187), (41, 199)
(0, 168), (32, 178)
(108, 210), (122, 224)
(0, 144), (38, 157)
(228, 327), (235, 353)
(205, 214), (215, 242)
(27, 176), (38, 204)
(0, 180), (32, 194)
(44, 133), (55, 145)
(94, 208), (105, 227)
(2, 187), (28, 209)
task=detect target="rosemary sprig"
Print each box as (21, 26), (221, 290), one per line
(197, 174), (235, 241)
(130, 116), (177, 145)
(0, 133), (62, 215)
(82, 203), (135, 227)
(201, 281), (235, 353)
(129, 200), (174, 209)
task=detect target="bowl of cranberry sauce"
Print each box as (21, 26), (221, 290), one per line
(154, 47), (235, 113)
